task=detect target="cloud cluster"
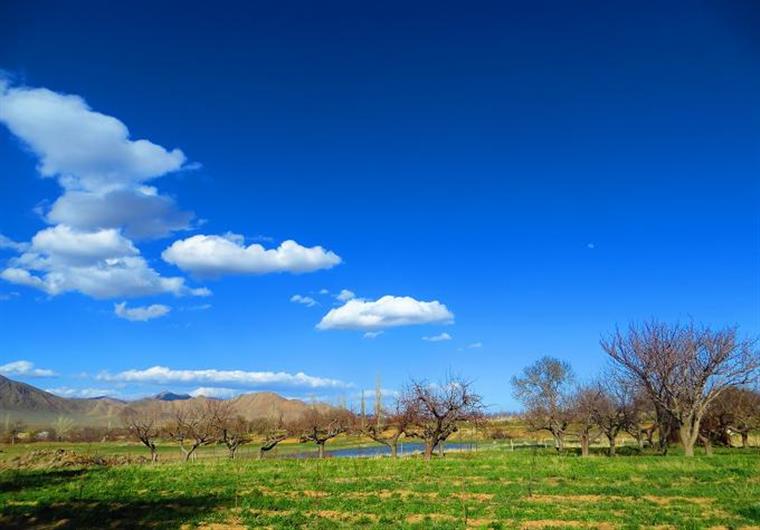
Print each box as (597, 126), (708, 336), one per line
(96, 365), (349, 388)
(114, 301), (171, 322)
(162, 234), (341, 276)
(317, 295), (454, 331)
(0, 360), (56, 378)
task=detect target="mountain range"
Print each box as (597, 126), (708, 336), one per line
(0, 374), (324, 427)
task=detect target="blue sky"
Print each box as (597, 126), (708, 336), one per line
(0, 1), (758, 409)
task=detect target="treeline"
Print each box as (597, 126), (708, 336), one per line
(120, 377), (483, 462)
(512, 320), (760, 457)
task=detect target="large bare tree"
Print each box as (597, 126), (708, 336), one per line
(250, 416), (289, 459)
(120, 405), (162, 462)
(168, 401), (217, 462)
(400, 376), (483, 461)
(362, 399), (415, 458)
(602, 321), (759, 457)
(295, 407), (353, 458)
(511, 356), (574, 451)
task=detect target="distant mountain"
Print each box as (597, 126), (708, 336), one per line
(0, 375), (327, 427)
(153, 391), (192, 401)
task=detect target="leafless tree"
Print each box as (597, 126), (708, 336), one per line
(400, 376), (484, 461)
(54, 416), (76, 442)
(701, 386), (760, 448)
(168, 401), (217, 462)
(569, 385), (602, 457)
(208, 400), (251, 458)
(602, 320), (759, 457)
(362, 399), (414, 458)
(295, 407), (353, 458)
(592, 377), (642, 456)
(511, 356), (574, 451)
(120, 405), (162, 462)
(251, 416), (289, 459)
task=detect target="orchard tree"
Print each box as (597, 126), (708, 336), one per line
(569, 385), (602, 457)
(592, 378), (642, 456)
(251, 416), (289, 459)
(121, 405), (163, 463)
(168, 402), (217, 462)
(602, 320), (759, 457)
(295, 407), (353, 458)
(209, 400), (251, 459)
(362, 399), (415, 458)
(401, 376), (484, 461)
(511, 356), (574, 451)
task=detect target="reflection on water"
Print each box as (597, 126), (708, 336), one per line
(289, 441), (479, 459)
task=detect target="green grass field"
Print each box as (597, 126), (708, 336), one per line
(1, 443), (759, 529)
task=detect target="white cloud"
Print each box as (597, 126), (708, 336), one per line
(96, 365), (349, 389)
(46, 387), (117, 399)
(189, 387), (241, 399)
(319, 288), (330, 295)
(467, 342), (483, 349)
(317, 295), (454, 331)
(363, 331), (384, 339)
(336, 289), (355, 302)
(290, 294), (318, 307)
(47, 188), (194, 240)
(0, 234), (28, 252)
(422, 332), (452, 342)
(1, 225), (209, 299)
(587, 242), (595, 249)
(114, 301), (171, 322)
(0, 360), (56, 378)
(0, 80), (187, 193)
(162, 234), (342, 276)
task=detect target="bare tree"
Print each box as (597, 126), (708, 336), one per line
(208, 400), (251, 458)
(295, 407), (353, 458)
(602, 321), (759, 457)
(592, 377), (642, 456)
(54, 416), (75, 442)
(569, 385), (602, 457)
(362, 399), (414, 458)
(250, 416), (289, 459)
(511, 356), (574, 451)
(168, 401), (217, 462)
(701, 386), (760, 448)
(121, 405), (162, 462)
(401, 376), (484, 461)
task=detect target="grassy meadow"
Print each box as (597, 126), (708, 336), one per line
(1, 442), (759, 529)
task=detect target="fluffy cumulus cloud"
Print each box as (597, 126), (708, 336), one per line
(162, 234), (342, 276)
(0, 360), (56, 377)
(0, 80), (186, 192)
(47, 187), (194, 240)
(317, 295), (454, 331)
(114, 301), (171, 322)
(290, 294), (318, 307)
(0, 225), (208, 299)
(422, 332), (452, 342)
(0, 78), (208, 299)
(96, 365), (349, 388)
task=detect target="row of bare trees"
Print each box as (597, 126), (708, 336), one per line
(121, 376), (484, 462)
(512, 321), (760, 457)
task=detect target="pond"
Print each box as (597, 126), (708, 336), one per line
(289, 441), (481, 459)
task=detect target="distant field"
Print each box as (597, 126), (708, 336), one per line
(1, 443), (759, 529)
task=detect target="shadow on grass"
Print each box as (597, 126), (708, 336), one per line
(0, 494), (226, 529)
(0, 468), (89, 494)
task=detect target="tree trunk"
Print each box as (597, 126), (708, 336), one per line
(150, 446), (158, 463)
(580, 435), (590, 457)
(679, 426), (696, 457)
(423, 440), (434, 461)
(228, 445), (238, 459)
(438, 441), (444, 457)
(607, 434), (616, 457)
(317, 442), (325, 459)
(741, 431), (749, 448)
(390, 442), (398, 459)
(552, 431), (564, 452)
(702, 435), (713, 456)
